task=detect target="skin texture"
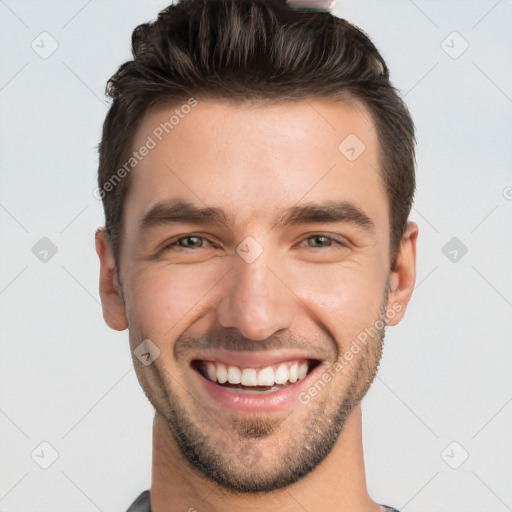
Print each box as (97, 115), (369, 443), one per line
(95, 98), (418, 512)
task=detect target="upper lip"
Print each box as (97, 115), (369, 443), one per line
(190, 350), (321, 369)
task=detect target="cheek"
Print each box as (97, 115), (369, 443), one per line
(125, 265), (218, 338)
(296, 260), (386, 341)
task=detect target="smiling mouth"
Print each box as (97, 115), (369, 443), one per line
(191, 358), (321, 394)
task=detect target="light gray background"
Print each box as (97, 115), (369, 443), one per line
(1, 1), (511, 511)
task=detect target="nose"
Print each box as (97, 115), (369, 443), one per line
(215, 247), (297, 341)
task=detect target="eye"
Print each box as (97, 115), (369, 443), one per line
(162, 235), (216, 251)
(302, 234), (348, 249)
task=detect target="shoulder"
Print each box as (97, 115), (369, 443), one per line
(126, 490), (151, 512)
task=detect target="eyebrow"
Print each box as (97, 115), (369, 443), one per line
(140, 198), (374, 232)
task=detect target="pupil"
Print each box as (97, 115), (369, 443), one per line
(182, 236), (200, 247)
(310, 235), (329, 247)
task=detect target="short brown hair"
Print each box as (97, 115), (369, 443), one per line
(97, 0), (416, 272)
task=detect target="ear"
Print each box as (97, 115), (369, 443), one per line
(386, 221), (419, 326)
(95, 227), (129, 331)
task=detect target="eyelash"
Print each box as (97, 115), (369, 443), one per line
(161, 233), (348, 252)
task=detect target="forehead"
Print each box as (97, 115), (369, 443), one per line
(124, 98), (387, 235)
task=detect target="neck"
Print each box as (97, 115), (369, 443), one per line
(150, 405), (384, 512)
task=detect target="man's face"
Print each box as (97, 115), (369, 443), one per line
(102, 98), (406, 492)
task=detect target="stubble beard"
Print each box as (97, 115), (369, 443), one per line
(133, 293), (388, 494)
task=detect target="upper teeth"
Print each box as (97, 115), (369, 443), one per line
(201, 360), (309, 386)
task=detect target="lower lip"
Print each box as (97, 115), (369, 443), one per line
(193, 363), (322, 413)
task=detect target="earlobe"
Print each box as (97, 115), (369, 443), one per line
(386, 221), (419, 326)
(95, 228), (129, 331)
